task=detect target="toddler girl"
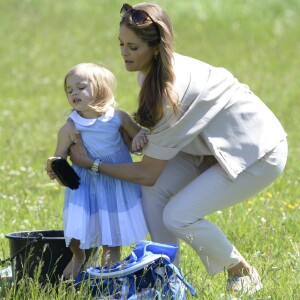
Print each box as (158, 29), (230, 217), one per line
(46, 63), (148, 279)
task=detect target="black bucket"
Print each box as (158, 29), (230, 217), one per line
(5, 230), (72, 284)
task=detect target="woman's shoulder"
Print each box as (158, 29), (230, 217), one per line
(174, 52), (236, 82)
(171, 53), (211, 100)
(173, 52), (237, 96)
(173, 52), (210, 68)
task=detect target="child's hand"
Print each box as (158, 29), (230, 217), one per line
(131, 129), (148, 152)
(45, 156), (60, 180)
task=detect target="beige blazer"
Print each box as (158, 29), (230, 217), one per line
(142, 53), (287, 180)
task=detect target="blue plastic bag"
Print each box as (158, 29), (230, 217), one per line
(75, 240), (196, 299)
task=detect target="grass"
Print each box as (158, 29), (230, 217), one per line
(0, 0), (299, 298)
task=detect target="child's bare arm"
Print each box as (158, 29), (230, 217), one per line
(116, 110), (140, 137)
(54, 120), (77, 158)
(46, 120), (76, 179)
(116, 110), (148, 152)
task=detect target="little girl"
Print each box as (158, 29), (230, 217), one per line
(46, 63), (148, 279)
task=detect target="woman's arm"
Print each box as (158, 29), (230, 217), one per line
(69, 133), (167, 186)
(100, 155), (167, 186)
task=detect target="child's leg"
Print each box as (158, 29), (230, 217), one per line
(63, 239), (86, 279)
(86, 247), (100, 266)
(101, 246), (121, 266)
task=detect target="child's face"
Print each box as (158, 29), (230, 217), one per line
(65, 73), (96, 118)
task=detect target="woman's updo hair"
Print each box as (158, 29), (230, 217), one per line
(120, 3), (178, 128)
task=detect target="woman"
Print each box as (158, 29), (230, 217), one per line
(67, 3), (287, 295)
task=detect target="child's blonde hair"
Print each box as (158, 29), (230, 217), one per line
(64, 63), (116, 113)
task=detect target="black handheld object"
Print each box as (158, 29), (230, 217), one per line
(48, 157), (80, 190)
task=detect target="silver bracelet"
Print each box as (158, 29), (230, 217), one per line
(88, 159), (102, 175)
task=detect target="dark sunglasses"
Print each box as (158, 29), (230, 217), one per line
(120, 3), (154, 25)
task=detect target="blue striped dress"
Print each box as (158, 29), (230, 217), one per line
(63, 109), (148, 249)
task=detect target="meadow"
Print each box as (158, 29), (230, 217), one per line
(0, 0), (299, 298)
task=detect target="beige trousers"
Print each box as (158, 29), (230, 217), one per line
(141, 139), (288, 275)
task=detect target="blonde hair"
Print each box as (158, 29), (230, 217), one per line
(64, 63), (116, 114)
(120, 3), (178, 128)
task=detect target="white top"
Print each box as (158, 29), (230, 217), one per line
(141, 53), (287, 180)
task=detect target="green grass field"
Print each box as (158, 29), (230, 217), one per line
(0, 0), (299, 298)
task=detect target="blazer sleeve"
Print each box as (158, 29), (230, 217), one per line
(143, 63), (239, 160)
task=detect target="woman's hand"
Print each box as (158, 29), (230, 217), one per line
(67, 132), (165, 186)
(69, 133), (93, 169)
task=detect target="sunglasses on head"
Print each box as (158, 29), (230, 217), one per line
(120, 3), (154, 25)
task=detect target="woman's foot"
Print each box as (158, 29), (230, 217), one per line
(226, 267), (263, 295)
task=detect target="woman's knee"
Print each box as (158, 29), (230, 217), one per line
(163, 202), (185, 232)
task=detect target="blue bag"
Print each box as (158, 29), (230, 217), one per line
(75, 240), (196, 299)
